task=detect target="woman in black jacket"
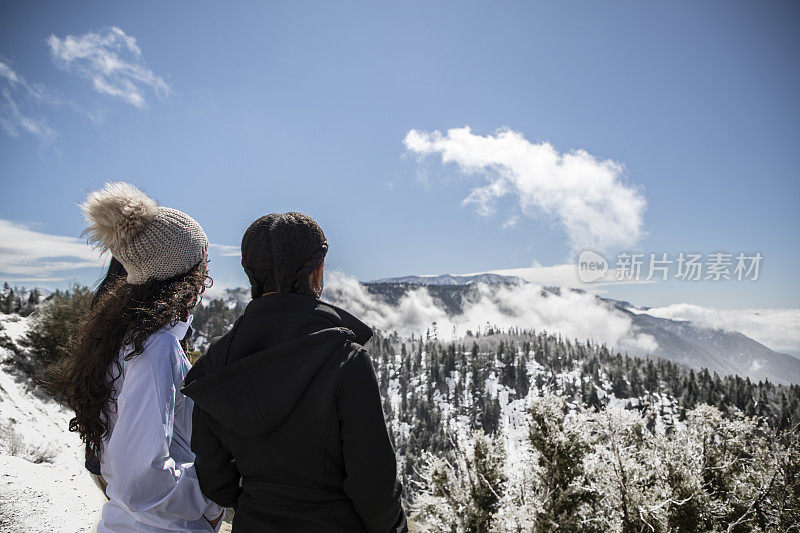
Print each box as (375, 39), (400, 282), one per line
(182, 212), (407, 533)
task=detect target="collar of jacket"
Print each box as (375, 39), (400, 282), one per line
(165, 314), (193, 341)
(243, 292), (373, 345)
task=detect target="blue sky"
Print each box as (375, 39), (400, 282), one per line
(1, 0), (798, 310)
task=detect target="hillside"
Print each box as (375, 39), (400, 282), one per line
(0, 315), (106, 532)
(364, 329), (800, 530)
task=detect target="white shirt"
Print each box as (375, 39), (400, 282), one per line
(98, 317), (223, 532)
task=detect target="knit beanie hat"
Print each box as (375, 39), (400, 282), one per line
(80, 182), (209, 285)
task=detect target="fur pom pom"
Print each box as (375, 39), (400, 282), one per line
(81, 181), (159, 252)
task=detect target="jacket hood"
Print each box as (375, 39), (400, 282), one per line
(181, 295), (372, 436)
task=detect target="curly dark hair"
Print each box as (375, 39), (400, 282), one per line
(48, 260), (211, 462)
(241, 212), (327, 299)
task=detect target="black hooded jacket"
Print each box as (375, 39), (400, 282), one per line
(181, 293), (406, 533)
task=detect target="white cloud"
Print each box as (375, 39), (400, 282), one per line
(643, 303), (800, 356)
(0, 61), (20, 84)
(0, 60), (57, 143)
(0, 219), (104, 281)
(47, 27), (171, 108)
(404, 127), (646, 252)
(209, 243), (241, 257)
(459, 264), (653, 289)
(325, 271), (656, 353)
(502, 215), (520, 229)
(0, 218), (241, 285)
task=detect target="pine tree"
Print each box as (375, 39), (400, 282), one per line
(527, 394), (596, 530)
(412, 431), (505, 532)
(22, 284), (92, 369)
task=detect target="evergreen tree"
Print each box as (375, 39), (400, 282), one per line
(22, 284), (92, 369)
(527, 394), (597, 531)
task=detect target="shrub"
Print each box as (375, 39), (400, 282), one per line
(0, 423), (58, 464)
(22, 284), (92, 369)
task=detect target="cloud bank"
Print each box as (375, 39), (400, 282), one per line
(325, 271), (656, 353)
(404, 127), (646, 252)
(643, 304), (800, 357)
(0, 219), (104, 281)
(48, 27), (170, 108)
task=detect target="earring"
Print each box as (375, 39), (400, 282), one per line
(313, 284), (322, 298)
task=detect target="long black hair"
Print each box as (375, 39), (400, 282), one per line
(241, 212), (328, 299)
(91, 257), (127, 309)
(84, 256), (127, 473)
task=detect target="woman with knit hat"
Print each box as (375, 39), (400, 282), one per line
(50, 182), (224, 532)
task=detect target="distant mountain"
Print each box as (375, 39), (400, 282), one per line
(0, 285), (52, 301)
(616, 303), (800, 385)
(368, 273), (525, 286)
(362, 279), (800, 385)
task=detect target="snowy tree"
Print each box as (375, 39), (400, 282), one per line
(526, 394), (598, 531)
(412, 430), (505, 532)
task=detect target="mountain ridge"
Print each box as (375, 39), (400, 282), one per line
(359, 277), (800, 385)
(367, 273), (526, 286)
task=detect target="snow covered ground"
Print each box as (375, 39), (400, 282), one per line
(0, 315), (106, 532)
(0, 317), (84, 465)
(0, 454), (105, 532)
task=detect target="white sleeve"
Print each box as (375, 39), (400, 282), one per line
(105, 335), (222, 523)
